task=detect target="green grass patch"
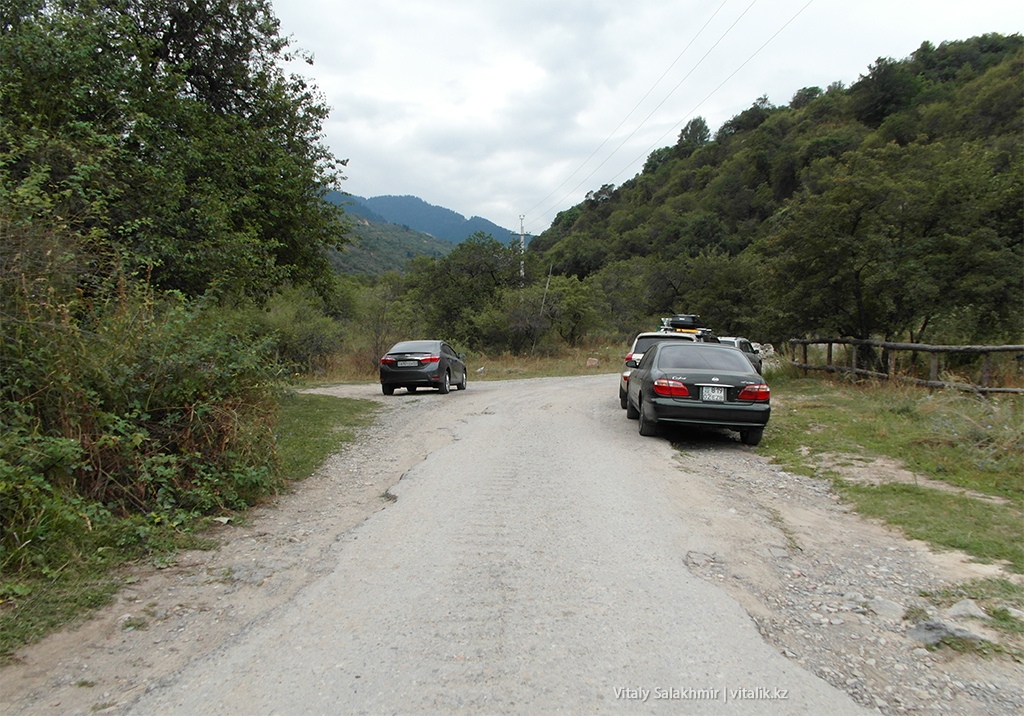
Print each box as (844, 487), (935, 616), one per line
(0, 527), (208, 662)
(764, 372), (1023, 503)
(761, 369), (1024, 573)
(275, 392), (378, 480)
(838, 482), (1024, 571)
(0, 391), (376, 663)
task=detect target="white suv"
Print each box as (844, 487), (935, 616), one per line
(618, 332), (696, 408)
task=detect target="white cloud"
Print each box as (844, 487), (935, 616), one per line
(272, 0), (1022, 234)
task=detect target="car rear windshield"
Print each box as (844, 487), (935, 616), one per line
(389, 341), (437, 353)
(657, 345), (753, 372)
(633, 335), (694, 353)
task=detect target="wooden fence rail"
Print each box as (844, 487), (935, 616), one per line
(788, 338), (1024, 394)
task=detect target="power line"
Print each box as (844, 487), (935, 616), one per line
(523, 0), (730, 221)
(609, 0), (815, 186)
(524, 0), (815, 235)
(528, 0), (758, 230)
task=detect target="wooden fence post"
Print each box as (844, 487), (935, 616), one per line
(786, 338), (1024, 394)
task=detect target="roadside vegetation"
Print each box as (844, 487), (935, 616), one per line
(0, 391), (374, 662)
(761, 363), (1024, 655)
(765, 365), (1023, 572)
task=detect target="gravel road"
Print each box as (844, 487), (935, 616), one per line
(3, 374), (1021, 715)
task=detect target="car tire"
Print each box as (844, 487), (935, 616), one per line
(382, 384), (395, 396)
(625, 394), (639, 420)
(619, 387), (627, 409)
(456, 371), (467, 390)
(740, 428), (763, 446)
(438, 370), (450, 394)
(638, 399), (658, 437)
(407, 386), (417, 393)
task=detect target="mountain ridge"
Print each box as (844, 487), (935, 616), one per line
(327, 191), (518, 244)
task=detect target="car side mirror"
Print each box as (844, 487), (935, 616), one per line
(458, 353), (466, 360)
(626, 359), (639, 368)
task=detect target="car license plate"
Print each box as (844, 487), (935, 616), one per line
(397, 360), (418, 367)
(701, 386), (726, 402)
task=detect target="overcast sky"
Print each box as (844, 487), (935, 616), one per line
(270, 0), (1021, 235)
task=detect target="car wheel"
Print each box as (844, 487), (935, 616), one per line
(382, 384), (395, 396)
(638, 399), (659, 437)
(457, 370), (467, 390)
(740, 428), (764, 446)
(407, 386), (417, 393)
(625, 393), (639, 420)
(618, 387), (627, 409)
(438, 370), (450, 394)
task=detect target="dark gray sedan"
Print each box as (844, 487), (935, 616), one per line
(379, 340), (467, 395)
(625, 342), (770, 445)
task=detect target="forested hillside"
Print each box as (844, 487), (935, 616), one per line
(527, 34), (1023, 345)
(329, 217), (454, 275)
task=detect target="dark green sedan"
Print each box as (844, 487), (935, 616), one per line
(625, 342), (770, 445)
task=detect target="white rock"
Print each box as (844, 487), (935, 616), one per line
(945, 599), (987, 620)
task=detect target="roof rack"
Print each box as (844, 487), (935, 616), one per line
(658, 314), (719, 340)
(659, 314), (705, 330)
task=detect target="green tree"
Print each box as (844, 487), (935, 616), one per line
(790, 86), (823, 109)
(758, 143), (1021, 341)
(0, 0), (346, 301)
(540, 275), (604, 346)
(354, 273), (415, 371)
(406, 233), (522, 345)
(848, 57), (917, 128)
(675, 116), (711, 158)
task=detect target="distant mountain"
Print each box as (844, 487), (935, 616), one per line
(329, 192), (518, 245)
(328, 214), (455, 275)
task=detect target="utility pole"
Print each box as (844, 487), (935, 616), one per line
(519, 214), (526, 280)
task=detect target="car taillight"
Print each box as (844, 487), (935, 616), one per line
(737, 384), (770, 401)
(421, 355), (441, 363)
(653, 379), (690, 398)
(380, 357), (396, 365)
(624, 352), (634, 362)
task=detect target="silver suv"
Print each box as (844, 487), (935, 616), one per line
(718, 336), (763, 374)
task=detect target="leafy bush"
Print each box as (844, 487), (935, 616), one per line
(244, 286), (348, 374)
(1, 272), (282, 573)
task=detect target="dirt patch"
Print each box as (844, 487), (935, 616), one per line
(813, 451), (1012, 505)
(667, 441), (1023, 714)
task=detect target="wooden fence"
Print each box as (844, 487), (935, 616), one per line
(788, 338), (1024, 394)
